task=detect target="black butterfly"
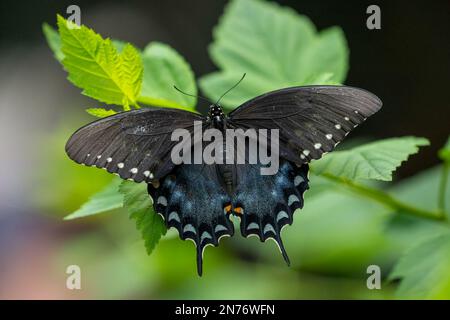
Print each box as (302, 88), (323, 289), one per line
(66, 85), (382, 275)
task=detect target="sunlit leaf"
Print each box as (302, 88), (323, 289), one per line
(140, 42), (197, 111)
(199, 0), (348, 108)
(65, 178), (123, 220)
(119, 181), (167, 255)
(311, 137), (430, 181)
(43, 23), (131, 61)
(391, 165), (450, 214)
(57, 15), (143, 109)
(85, 108), (118, 118)
(389, 233), (450, 299)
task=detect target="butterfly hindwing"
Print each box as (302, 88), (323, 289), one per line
(65, 108), (202, 182)
(229, 85), (382, 163)
(232, 161), (309, 264)
(147, 163), (234, 275)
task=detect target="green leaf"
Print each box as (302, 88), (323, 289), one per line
(57, 15), (143, 109)
(65, 178), (124, 220)
(311, 137), (430, 181)
(438, 136), (450, 162)
(85, 108), (118, 118)
(119, 181), (167, 255)
(43, 23), (130, 61)
(139, 42), (197, 111)
(199, 0), (348, 108)
(43, 23), (64, 62)
(389, 233), (450, 299)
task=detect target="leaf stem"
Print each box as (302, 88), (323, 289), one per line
(321, 173), (446, 222)
(438, 163), (449, 214)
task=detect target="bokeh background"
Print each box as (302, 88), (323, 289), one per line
(0, 0), (449, 299)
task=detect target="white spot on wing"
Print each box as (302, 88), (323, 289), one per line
(168, 211), (180, 223)
(276, 211), (289, 222)
(344, 116), (350, 121)
(314, 143), (321, 149)
(97, 155), (102, 159)
(130, 168), (138, 174)
(294, 175), (304, 186)
(117, 163), (124, 169)
(215, 225), (228, 233)
(106, 157), (112, 163)
(183, 224), (196, 235)
(263, 223), (276, 234)
(326, 134), (333, 140)
(300, 154), (305, 160)
(200, 231), (212, 243)
(335, 124), (341, 130)
(288, 194), (300, 206)
(143, 170), (150, 177)
(247, 222), (259, 230)
(157, 196), (167, 206)
(303, 150), (310, 156)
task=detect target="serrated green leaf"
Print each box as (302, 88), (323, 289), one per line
(43, 23), (130, 61)
(65, 178), (123, 220)
(139, 42), (197, 111)
(438, 136), (450, 162)
(311, 137), (430, 181)
(199, 0), (348, 108)
(389, 233), (450, 299)
(57, 15), (143, 109)
(85, 108), (118, 118)
(119, 181), (167, 255)
(43, 23), (64, 62)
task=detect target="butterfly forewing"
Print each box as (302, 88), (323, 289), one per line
(65, 108), (202, 182)
(229, 85), (382, 163)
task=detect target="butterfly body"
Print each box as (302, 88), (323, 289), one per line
(66, 85), (382, 275)
(207, 104), (227, 129)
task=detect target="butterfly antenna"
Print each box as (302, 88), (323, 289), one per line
(173, 85), (215, 105)
(216, 73), (246, 105)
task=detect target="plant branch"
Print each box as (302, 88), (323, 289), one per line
(320, 172), (447, 222)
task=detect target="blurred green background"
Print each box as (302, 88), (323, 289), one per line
(0, 0), (449, 299)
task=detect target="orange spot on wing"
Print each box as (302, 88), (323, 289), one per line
(224, 204), (232, 214)
(234, 207), (243, 215)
